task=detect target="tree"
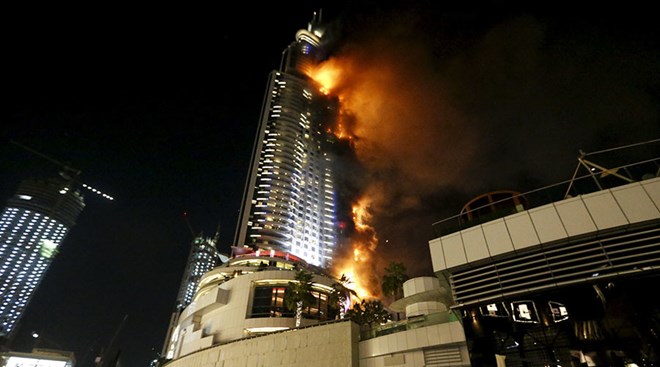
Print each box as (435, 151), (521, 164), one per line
(284, 268), (316, 327)
(381, 261), (409, 300)
(346, 299), (391, 326)
(328, 274), (359, 319)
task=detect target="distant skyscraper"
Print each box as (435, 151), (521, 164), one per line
(233, 12), (339, 269)
(0, 173), (85, 339)
(174, 232), (220, 311)
(160, 230), (221, 359)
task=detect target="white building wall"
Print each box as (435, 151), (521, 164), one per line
(165, 320), (359, 367)
(173, 268), (339, 359)
(358, 321), (470, 367)
(430, 177), (660, 272)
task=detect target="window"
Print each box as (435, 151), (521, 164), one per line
(250, 286), (292, 318)
(249, 286), (337, 321)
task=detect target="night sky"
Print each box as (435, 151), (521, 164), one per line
(3, 2), (660, 366)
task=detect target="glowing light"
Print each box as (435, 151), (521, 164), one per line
(245, 326), (290, 333)
(38, 239), (58, 258)
(309, 61), (341, 94)
(352, 198), (373, 231)
(334, 266), (370, 300)
(6, 357), (67, 367)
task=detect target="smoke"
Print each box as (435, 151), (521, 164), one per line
(321, 5), (660, 291)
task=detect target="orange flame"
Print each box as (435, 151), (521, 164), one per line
(309, 62), (341, 95)
(310, 57), (383, 300)
(332, 196), (381, 300)
(333, 119), (353, 141)
(312, 63), (354, 142)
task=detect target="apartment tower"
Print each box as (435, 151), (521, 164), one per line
(233, 11), (338, 269)
(0, 172), (85, 340)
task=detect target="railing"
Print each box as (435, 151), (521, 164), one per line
(359, 310), (462, 340)
(432, 153), (660, 237)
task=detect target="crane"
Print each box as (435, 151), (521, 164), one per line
(9, 140), (114, 201)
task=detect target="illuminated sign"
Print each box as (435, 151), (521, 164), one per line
(548, 301), (569, 322)
(479, 302), (510, 317)
(6, 356), (68, 367)
(511, 300), (540, 323)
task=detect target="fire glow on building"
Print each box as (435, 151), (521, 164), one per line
(308, 57), (385, 301)
(305, 26), (479, 299)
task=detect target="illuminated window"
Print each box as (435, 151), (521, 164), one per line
(250, 286), (291, 318)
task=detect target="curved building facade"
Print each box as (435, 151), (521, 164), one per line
(161, 251), (471, 367)
(233, 12), (338, 269)
(162, 251), (348, 360)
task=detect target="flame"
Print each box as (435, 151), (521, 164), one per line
(331, 117), (353, 141)
(312, 62), (353, 142)
(352, 198), (374, 232)
(309, 62), (341, 95)
(310, 57), (384, 300)
(334, 265), (370, 300)
(331, 195), (382, 300)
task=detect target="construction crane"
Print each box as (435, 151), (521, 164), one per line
(9, 140), (114, 201)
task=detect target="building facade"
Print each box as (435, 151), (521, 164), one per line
(233, 12), (339, 269)
(1, 347), (76, 367)
(0, 175), (85, 340)
(174, 233), (221, 311)
(161, 250), (349, 360)
(161, 232), (221, 358)
(161, 251), (470, 367)
(430, 149), (660, 366)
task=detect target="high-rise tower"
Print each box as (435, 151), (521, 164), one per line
(0, 172), (86, 340)
(233, 11), (339, 269)
(173, 233), (220, 311)
(161, 230), (221, 359)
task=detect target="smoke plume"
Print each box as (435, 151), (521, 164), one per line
(321, 4), (660, 296)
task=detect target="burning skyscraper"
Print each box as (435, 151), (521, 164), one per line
(233, 11), (339, 269)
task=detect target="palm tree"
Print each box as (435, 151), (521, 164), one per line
(284, 268), (316, 327)
(328, 274), (359, 319)
(381, 261), (409, 300)
(346, 299), (391, 326)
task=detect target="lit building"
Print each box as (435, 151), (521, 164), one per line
(174, 233), (221, 311)
(161, 231), (221, 358)
(1, 347), (76, 367)
(429, 143), (660, 366)
(161, 249), (471, 366)
(160, 12), (473, 367)
(0, 174), (85, 340)
(233, 10), (339, 269)
(161, 250), (353, 361)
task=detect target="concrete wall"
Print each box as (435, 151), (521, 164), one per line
(165, 320), (360, 367)
(358, 321), (470, 367)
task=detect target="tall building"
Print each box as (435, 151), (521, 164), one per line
(161, 231), (221, 358)
(233, 11), (339, 269)
(160, 13), (473, 367)
(0, 172), (85, 340)
(174, 232), (221, 311)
